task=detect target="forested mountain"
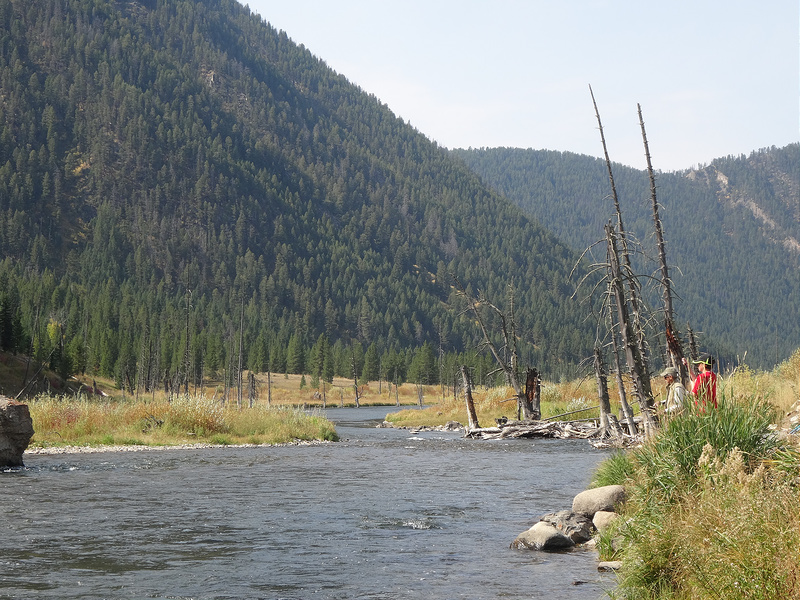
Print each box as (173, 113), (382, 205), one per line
(0, 0), (596, 392)
(452, 144), (800, 369)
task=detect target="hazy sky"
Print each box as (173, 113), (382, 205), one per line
(244, 0), (798, 171)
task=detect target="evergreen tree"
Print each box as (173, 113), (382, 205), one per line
(361, 342), (380, 382)
(286, 333), (305, 374)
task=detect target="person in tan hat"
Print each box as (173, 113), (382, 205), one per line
(660, 366), (686, 413)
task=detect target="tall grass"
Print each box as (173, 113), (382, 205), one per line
(595, 391), (799, 600)
(27, 393), (338, 447)
(634, 393), (780, 503)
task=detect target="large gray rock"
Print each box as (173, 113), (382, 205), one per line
(0, 396), (34, 467)
(510, 521), (575, 551)
(592, 510), (618, 533)
(572, 485), (626, 517)
(539, 510), (594, 543)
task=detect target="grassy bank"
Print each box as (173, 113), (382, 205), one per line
(385, 350), (799, 430)
(591, 351), (800, 600)
(27, 394), (338, 448)
(385, 378), (603, 427)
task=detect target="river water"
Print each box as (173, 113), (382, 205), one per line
(1, 406), (614, 599)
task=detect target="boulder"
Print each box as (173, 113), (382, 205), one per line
(572, 485), (626, 517)
(592, 510), (619, 533)
(0, 396), (34, 467)
(539, 510), (594, 543)
(510, 521), (575, 551)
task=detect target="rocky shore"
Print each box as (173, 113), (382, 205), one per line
(25, 439), (333, 455)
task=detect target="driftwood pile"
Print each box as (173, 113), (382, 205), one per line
(465, 419), (599, 440)
(465, 416), (645, 447)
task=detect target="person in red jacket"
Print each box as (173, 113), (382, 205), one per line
(683, 353), (717, 408)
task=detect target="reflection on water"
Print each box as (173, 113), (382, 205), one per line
(1, 406), (614, 599)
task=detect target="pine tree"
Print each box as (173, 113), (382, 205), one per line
(286, 333), (305, 374)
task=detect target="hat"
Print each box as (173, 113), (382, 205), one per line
(660, 367), (679, 378)
(691, 353), (713, 366)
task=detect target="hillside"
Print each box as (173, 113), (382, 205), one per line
(0, 0), (596, 391)
(452, 145), (800, 368)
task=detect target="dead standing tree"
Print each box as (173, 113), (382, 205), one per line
(460, 366), (480, 431)
(606, 305), (638, 434)
(638, 103), (690, 388)
(572, 234), (642, 437)
(606, 223), (657, 434)
(590, 86), (651, 378)
(453, 278), (539, 421)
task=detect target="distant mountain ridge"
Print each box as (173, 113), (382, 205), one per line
(0, 0), (595, 386)
(452, 144), (800, 368)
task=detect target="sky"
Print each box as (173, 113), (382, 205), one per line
(243, 0), (799, 172)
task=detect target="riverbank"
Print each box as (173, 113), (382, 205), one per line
(24, 438), (333, 455)
(589, 370), (800, 600)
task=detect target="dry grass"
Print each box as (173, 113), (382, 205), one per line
(27, 393), (338, 448)
(385, 378), (603, 427)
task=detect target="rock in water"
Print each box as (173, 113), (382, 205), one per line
(539, 510), (595, 543)
(0, 396), (34, 467)
(510, 521), (575, 551)
(572, 485), (626, 518)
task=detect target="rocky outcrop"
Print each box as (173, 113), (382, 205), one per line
(0, 396), (34, 467)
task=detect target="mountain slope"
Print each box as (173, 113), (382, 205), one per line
(0, 0), (594, 384)
(452, 145), (800, 368)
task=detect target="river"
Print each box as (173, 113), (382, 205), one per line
(1, 406), (614, 599)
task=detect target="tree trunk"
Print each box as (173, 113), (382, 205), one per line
(594, 345), (623, 439)
(460, 366), (480, 431)
(184, 290), (191, 397)
(248, 371), (256, 408)
(607, 224), (657, 435)
(525, 368), (541, 420)
(610, 323), (637, 434)
(237, 298), (244, 409)
(591, 86), (650, 377)
(639, 104), (689, 388)
(351, 352), (360, 408)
